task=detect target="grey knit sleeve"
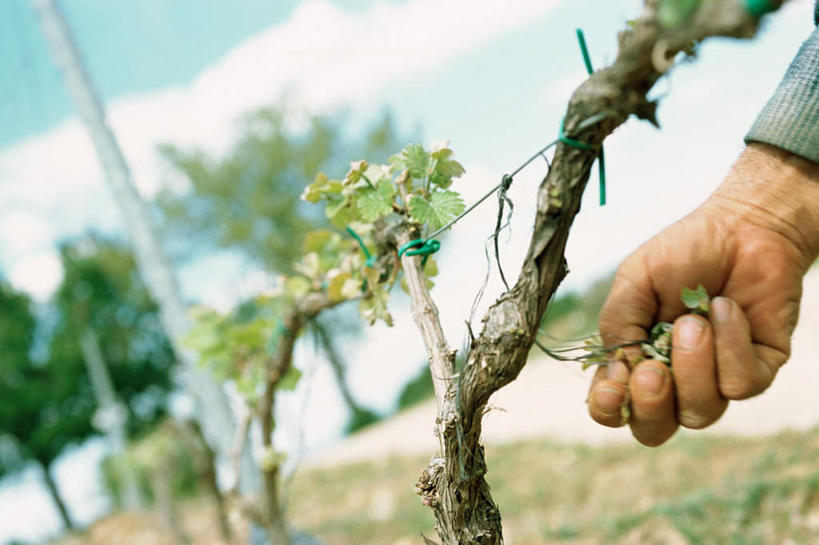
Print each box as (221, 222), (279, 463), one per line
(745, 4), (819, 164)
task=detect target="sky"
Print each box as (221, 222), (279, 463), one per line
(0, 0), (816, 542)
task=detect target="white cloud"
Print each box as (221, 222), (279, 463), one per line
(0, 0), (562, 301)
(0, 210), (55, 257)
(7, 250), (63, 300)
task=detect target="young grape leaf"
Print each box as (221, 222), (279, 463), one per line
(408, 190), (465, 231)
(302, 172), (342, 202)
(423, 255), (438, 277)
(284, 275), (311, 297)
(355, 179), (395, 221)
(397, 143), (431, 180)
(326, 270), (352, 302)
(277, 366), (302, 391)
(302, 229), (334, 254)
(343, 160), (369, 186)
(325, 196), (356, 228)
(681, 284), (710, 316)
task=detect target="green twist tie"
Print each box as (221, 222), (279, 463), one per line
(558, 118), (596, 151)
(559, 28), (608, 206)
(346, 226), (376, 268)
(745, 0), (775, 18)
(398, 238), (440, 267)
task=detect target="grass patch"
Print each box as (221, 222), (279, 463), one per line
(288, 429), (819, 544)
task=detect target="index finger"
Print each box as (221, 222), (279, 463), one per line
(598, 252), (657, 350)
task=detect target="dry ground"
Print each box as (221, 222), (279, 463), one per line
(54, 429), (819, 545)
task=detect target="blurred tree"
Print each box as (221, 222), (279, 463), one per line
(0, 237), (177, 530)
(157, 109), (403, 272)
(52, 236), (175, 439)
(0, 279), (92, 530)
(158, 109), (405, 431)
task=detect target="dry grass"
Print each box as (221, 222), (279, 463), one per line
(52, 428), (819, 545)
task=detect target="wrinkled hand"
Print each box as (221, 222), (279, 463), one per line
(588, 143), (819, 446)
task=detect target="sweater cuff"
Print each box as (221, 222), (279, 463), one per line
(745, 26), (819, 164)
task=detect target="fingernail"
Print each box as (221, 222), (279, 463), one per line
(593, 387), (624, 414)
(634, 366), (665, 396)
(606, 361), (629, 383)
(678, 317), (705, 350)
(712, 297), (733, 323)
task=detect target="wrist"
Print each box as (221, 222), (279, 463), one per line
(706, 142), (819, 267)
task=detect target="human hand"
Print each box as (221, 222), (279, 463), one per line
(588, 143), (819, 446)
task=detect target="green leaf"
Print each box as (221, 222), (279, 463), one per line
(399, 143), (430, 180)
(278, 366), (302, 391)
(650, 321), (674, 339)
(681, 284), (710, 315)
(235, 360), (265, 401)
(325, 196), (355, 228)
(436, 159), (465, 179)
(260, 446), (287, 471)
(428, 144), (464, 188)
(295, 252), (321, 279)
(359, 286), (393, 326)
(284, 275), (311, 297)
(408, 190), (465, 231)
(343, 160), (369, 187)
(355, 179), (394, 221)
(302, 173), (342, 202)
(303, 230), (334, 254)
(423, 255), (438, 277)
(326, 270), (352, 302)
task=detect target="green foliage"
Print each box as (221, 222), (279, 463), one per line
(641, 322), (674, 365)
(158, 109), (406, 274)
(186, 297), (285, 403)
(303, 142), (466, 235)
(681, 284), (710, 316)
(0, 281), (65, 474)
(186, 228), (376, 401)
(188, 141), (464, 412)
(300, 141), (464, 326)
(52, 237), (175, 437)
(408, 191), (465, 231)
(0, 237), (174, 483)
(103, 420), (205, 506)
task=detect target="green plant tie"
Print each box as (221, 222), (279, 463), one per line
(398, 238), (441, 267)
(346, 226), (376, 267)
(558, 118), (596, 151)
(559, 28), (607, 206)
(745, 0), (775, 18)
